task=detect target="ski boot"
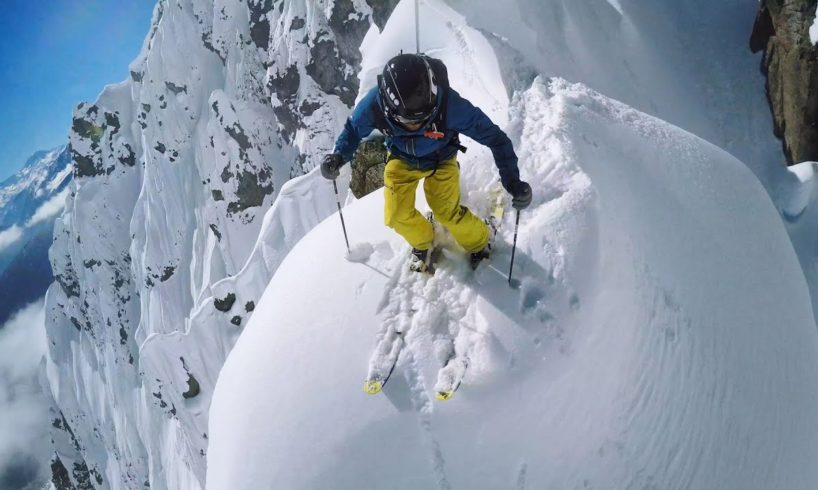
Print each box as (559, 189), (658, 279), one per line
(469, 242), (492, 270)
(470, 219), (497, 270)
(409, 247), (432, 273)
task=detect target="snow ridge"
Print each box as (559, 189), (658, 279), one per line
(208, 74), (818, 490)
(207, 2), (818, 485)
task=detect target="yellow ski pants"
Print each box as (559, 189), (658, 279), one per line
(383, 155), (489, 252)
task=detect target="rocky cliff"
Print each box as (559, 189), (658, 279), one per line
(751, 0), (818, 165)
(43, 1), (395, 488)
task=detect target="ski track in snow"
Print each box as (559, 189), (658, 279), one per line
(403, 349), (452, 490)
(516, 462), (528, 490)
(368, 214), (513, 487)
(369, 215), (493, 393)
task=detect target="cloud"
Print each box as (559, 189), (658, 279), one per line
(26, 187), (70, 227)
(0, 299), (50, 488)
(0, 226), (23, 253)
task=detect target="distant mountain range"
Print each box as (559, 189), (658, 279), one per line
(0, 145), (72, 325)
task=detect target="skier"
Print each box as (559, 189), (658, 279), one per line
(321, 53), (531, 271)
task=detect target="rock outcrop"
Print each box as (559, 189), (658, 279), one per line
(349, 137), (386, 198)
(751, 0), (818, 164)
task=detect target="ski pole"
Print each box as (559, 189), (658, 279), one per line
(333, 179), (350, 252)
(508, 209), (520, 285)
(415, 0), (421, 53)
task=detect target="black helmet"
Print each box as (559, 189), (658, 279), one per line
(378, 53), (438, 126)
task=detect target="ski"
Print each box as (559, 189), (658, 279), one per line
(434, 355), (470, 400)
(488, 184), (507, 235)
(366, 190), (504, 397)
(365, 227), (441, 395)
(436, 186), (506, 399)
(470, 184), (508, 270)
(364, 332), (404, 394)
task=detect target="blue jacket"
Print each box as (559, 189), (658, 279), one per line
(333, 86), (520, 189)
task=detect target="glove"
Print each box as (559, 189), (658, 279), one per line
(321, 153), (344, 180)
(507, 180), (532, 210)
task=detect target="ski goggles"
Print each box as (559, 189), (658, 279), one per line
(393, 112), (432, 126)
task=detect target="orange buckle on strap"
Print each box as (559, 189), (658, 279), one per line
(424, 131), (445, 140)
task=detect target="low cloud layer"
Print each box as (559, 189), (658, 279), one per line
(0, 225), (23, 253)
(0, 299), (50, 489)
(27, 187), (70, 227)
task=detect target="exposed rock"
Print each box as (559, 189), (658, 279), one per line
(119, 143), (137, 167)
(71, 119), (103, 144)
(165, 81), (188, 95)
(366, 0), (400, 31)
(306, 37), (357, 107)
(83, 259), (100, 269)
(226, 169), (275, 215)
(183, 373), (201, 399)
(160, 266), (176, 282)
(214, 293), (236, 312)
(50, 456), (72, 490)
(248, 0), (274, 50)
(290, 17), (305, 31)
(55, 270), (80, 298)
(350, 137), (387, 198)
(209, 223), (223, 241)
(71, 461), (95, 490)
(269, 65), (301, 144)
(751, 0), (818, 164)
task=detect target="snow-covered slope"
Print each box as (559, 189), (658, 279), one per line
(43, 0), (816, 488)
(0, 146), (71, 231)
(0, 145), (71, 325)
(448, 0), (780, 185)
(777, 162), (818, 328)
(43, 1), (394, 488)
(209, 77), (818, 489)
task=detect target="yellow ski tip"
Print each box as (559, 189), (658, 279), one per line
(364, 380), (383, 395)
(435, 390), (454, 401)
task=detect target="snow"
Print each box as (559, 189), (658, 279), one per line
(36, 0), (818, 487)
(811, 5), (818, 45)
(345, 242), (375, 263)
(208, 78), (818, 489)
(446, 0), (780, 186)
(605, 0), (624, 15)
(776, 161), (818, 335)
(0, 145), (71, 228)
(780, 162), (816, 221)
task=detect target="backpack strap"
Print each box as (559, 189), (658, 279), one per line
(371, 78), (393, 137)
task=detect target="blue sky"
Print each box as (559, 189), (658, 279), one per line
(0, 0), (157, 181)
